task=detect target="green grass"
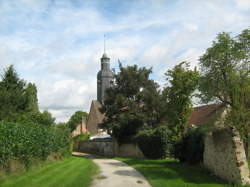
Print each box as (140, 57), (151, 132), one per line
(0, 156), (98, 187)
(117, 158), (245, 187)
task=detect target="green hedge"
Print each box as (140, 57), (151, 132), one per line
(174, 126), (205, 164)
(0, 121), (71, 168)
(135, 126), (174, 159)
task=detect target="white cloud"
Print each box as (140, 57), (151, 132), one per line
(176, 48), (204, 69)
(235, 0), (250, 10)
(183, 23), (198, 32)
(0, 0), (249, 122)
(37, 79), (96, 122)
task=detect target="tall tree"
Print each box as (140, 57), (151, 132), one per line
(199, 29), (250, 156)
(163, 62), (200, 140)
(100, 63), (162, 143)
(25, 83), (39, 112)
(67, 111), (88, 132)
(0, 65), (27, 120)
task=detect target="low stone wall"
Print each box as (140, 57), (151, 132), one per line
(75, 138), (145, 158)
(113, 141), (145, 158)
(77, 138), (114, 157)
(203, 127), (250, 185)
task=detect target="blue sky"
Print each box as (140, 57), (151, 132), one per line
(0, 0), (249, 122)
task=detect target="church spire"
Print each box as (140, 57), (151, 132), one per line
(104, 34), (106, 54)
(101, 34), (110, 64)
(97, 35), (114, 104)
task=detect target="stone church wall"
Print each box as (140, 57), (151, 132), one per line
(203, 127), (250, 185)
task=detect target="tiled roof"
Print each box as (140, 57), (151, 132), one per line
(187, 104), (224, 126)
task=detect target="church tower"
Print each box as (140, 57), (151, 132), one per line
(97, 52), (114, 104)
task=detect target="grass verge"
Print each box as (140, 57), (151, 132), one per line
(0, 156), (98, 187)
(117, 157), (247, 187)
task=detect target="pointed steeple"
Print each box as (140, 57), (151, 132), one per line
(101, 35), (110, 64)
(97, 35), (114, 104)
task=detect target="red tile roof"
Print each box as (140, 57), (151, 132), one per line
(187, 104), (224, 126)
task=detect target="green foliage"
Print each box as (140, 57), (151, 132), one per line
(0, 65), (27, 121)
(163, 62), (200, 140)
(14, 110), (55, 126)
(0, 65), (44, 123)
(174, 126), (205, 164)
(100, 63), (163, 143)
(0, 156), (98, 187)
(135, 126), (174, 159)
(37, 110), (55, 126)
(0, 121), (71, 169)
(73, 133), (91, 141)
(67, 111), (88, 132)
(199, 28), (250, 155)
(24, 83), (39, 112)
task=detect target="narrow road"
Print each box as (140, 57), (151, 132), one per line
(72, 152), (151, 187)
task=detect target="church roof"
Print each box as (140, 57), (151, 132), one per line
(187, 103), (225, 126)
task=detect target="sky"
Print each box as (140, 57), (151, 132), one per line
(0, 0), (249, 122)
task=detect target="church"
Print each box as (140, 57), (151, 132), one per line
(72, 51), (114, 136)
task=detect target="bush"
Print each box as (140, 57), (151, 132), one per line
(73, 133), (90, 141)
(135, 126), (174, 159)
(0, 121), (71, 169)
(174, 126), (205, 164)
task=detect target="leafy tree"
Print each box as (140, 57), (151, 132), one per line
(16, 110), (55, 126)
(0, 65), (27, 121)
(67, 111), (88, 132)
(0, 65), (57, 126)
(199, 29), (250, 156)
(25, 83), (39, 112)
(100, 63), (162, 143)
(163, 62), (200, 140)
(37, 110), (55, 126)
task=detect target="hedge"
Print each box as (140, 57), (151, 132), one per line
(0, 121), (71, 169)
(135, 126), (174, 159)
(174, 126), (205, 164)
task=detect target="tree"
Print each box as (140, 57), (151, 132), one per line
(67, 111), (88, 132)
(0, 65), (27, 121)
(38, 110), (55, 126)
(199, 29), (250, 156)
(25, 83), (39, 112)
(100, 63), (162, 143)
(163, 62), (200, 140)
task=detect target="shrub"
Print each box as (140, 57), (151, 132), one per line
(0, 121), (71, 169)
(73, 133), (90, 141)
(135, 126), (174, 159)
(174, 126), (205, 164)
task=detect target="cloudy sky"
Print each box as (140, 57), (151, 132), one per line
(0, 0), (249, 122)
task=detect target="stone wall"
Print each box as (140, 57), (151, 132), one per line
(204, 127), (250, 185)
(77, 139), (114, 157)
(75, 138), (145, 158)
(113, 141), (145, 158)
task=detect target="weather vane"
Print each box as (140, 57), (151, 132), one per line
(104, 34), (106, 53)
